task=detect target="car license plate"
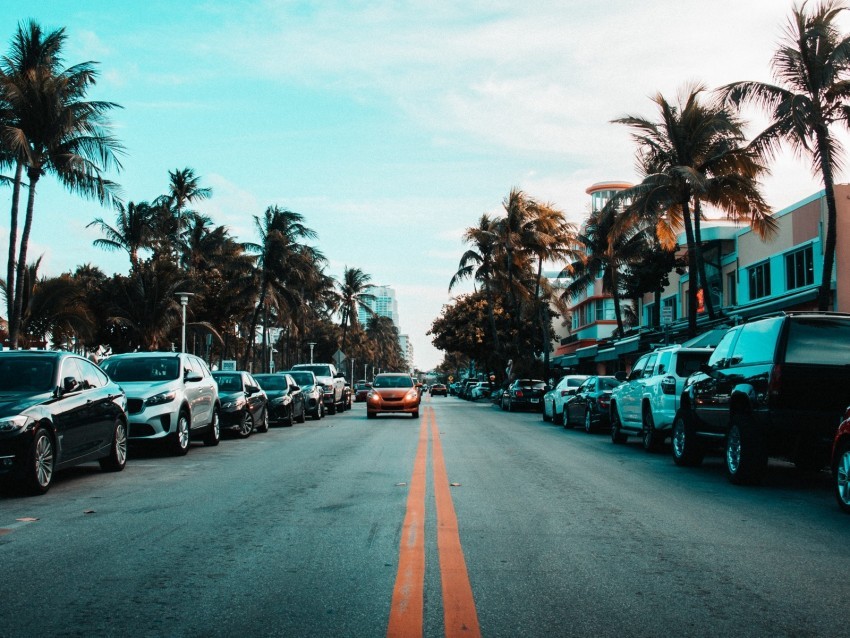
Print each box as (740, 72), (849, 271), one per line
(530, 399), (539, 403)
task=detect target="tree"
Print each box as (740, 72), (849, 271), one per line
(0, 20), (123, 347)
(367, 314), (406, 372)
(719, 0), (850, 310)
(336, 266), (375, 354)
(88, 201), (154, 270)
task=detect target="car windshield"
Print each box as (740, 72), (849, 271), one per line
(0, 357), (55, 392)
(102, 357), (180, 382)
(296, 365), (332, 377)
(213, 373), (242, 391)
(255, 375), (287, 391)
(599, 378), (620, 391)
(373, 375), (413, 388)
(517, 379), (545, 389)
(287, 372), (314, 386)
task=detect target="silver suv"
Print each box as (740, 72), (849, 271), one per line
(609, 345), (712, 451)
(101, 352), (220, 455)
(291, 363), (346, 414)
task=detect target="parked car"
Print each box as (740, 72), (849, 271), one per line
(281, 370), (324, 419)
(430, 383), (448, 397)
(291, 363), (346, 414)
(253, 373), (306, 427)
(469, 381), (492, 400)
(101, 352), (220, 456)
(212, 371), (268, 438)
(832, 407), (850, 514)
(542, 375), (588, 422)
(564, 375), (620, 432)
(672, 312), (850, 484)
(367, 373), (421, 419)
(0, 351), (128, 495)
(354, 380), (372, 402)
(501, 379), (546, 412)
(609, 345), (713, 451)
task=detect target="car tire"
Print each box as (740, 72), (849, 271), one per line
(237, 411), (253, 439)
(672, 410), (704, 467)
(412, 410), (419, 419)
(328, 401), (337, 415)
(296, 402), (306, 424)
(542, 406), (551, 422)
(22, 428), (55, 495)
(171, 411), (191, 456)
(584, 410), (593, 434)
(99, 418), (128, 472)
(833, 440), (850, 514)
(204, 409), (221, 446)
(562, 407), (572, 429)
(257, 408), (270, 433)
(641, 408), (662, 452)
(610, 408), (627, 444)
(367, 411), (376, 419)
(726, 413), (767, 485)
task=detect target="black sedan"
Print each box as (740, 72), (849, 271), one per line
(500, 379), (547, 412)
(253, 373), (306, 426)
(212, 371), (268, 438)
(564, 375), (620, 432)
(0, 351), (128, 495)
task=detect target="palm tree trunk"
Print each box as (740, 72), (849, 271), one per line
(681, 198), (699, 338)
(245, 285), (267, 371)
(534, 257), (551, 381)
(692, 199), (717, 319)
(10, 170), (39, 349)
(816, 128), (838, 311)
(6, 161), (23, 325)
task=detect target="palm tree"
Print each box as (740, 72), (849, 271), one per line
(614, 84), (773, 336)
(242, 206), (321, 370)
(719, 0), (850, 310)
(0, 20), (65, 324)
(88, 201), (154, 270)
(1, 23), (123, 347)
(337, 267), (375, 354)
(164, 167), (211, 217)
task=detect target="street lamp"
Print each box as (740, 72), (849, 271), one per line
(175, 292), (194, 353)
(308, 342), (316, 364)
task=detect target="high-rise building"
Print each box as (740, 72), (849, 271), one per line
(358, 285), (400, 326)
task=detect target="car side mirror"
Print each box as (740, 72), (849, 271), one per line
(614, 371), (627, 382)
(699, 362), (713, 374)
(63, 376), (79, 393)
(246, 385), (260, 395)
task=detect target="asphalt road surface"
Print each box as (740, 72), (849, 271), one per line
(1, 394), (847, 637)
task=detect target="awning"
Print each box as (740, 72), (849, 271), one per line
(596, 347), (618, 361)
(614, 335), (641, 355)
(576, 345), (598, 359)
(681, 328), (728, 349)
(560, 355), (578, 367)
(732, 287), (819, 319)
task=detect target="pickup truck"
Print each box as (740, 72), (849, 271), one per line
(291, 363), (347, 415)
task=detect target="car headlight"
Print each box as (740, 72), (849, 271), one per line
(405, 389), (419, 400)
(367, 392), (379, 402)
(145, 390), (177, 407)
(221, 399), (245, 411)
(0, 415), (31, 433)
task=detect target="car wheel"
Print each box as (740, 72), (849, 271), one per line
(367, 411), (376, 419)
(412, 410), (419, 419)
(584, 410), (593, 434)
(672, 410), (704, 467)
(834, 440), (850, 514)
(562, 407), (572, 429)
(171, 411), (191, 456)
(237, 411), (253, 439)
(100, 418), (128, 472)
(610, 408), (627, 444)
(542, 405), (551, 422)
(726, 414), (767, 485)
(296, 401), (306, 424)
(22, 428), (55, 495)
(257, 408), (270, 433)
(641, 408), (662, 452)
(328, 401), (337, 415)
(204, 408), (221, 446)
(507, 398), (513, 412)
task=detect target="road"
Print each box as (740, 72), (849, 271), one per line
(0, 394), (847, 637)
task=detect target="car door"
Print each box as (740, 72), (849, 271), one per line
(245, 373), (265, 420)
(287, 374), (303, 417)
(570, 378), (594, 422)
(620, 356), (649, 427)
(182, 356), (207, 429)
(78, 357), (122, 452)
(691, 327), (740, 432)
(52, 357), (98, 461)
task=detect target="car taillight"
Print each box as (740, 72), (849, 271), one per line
(661, 376), (676, 395)
(768, 364), (782, 398)
(515, 390), (524, 397)
(598, 395), (610, 408)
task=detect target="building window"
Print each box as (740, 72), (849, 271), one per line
(726, 272), (737, 306)
(748, 261), (771, 300)
(644, 302), (655, 326)
(785, 246), (814, 291)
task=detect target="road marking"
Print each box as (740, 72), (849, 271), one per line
(387, 407), (480, 638)
(387, 409), (428, 637)
(429, 406), (481, 638)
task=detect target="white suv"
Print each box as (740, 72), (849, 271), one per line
(291, 363), (346, 414)
(609, 345), (712, 451)
(101, 352), (221, 455)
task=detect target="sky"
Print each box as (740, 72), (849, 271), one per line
(2, 0), (849, 370)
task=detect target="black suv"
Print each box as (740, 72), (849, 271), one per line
(672, 312), (850, 484)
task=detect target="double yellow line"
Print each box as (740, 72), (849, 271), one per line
(387, 406), (481, 638)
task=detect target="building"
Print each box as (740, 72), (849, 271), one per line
(358, 285), (400, 326)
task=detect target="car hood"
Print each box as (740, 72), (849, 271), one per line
(0, 392), (53, 417)
(263, 390), (285, 400)
(218, 390), (246, 401)
(373, 388), (415, 399)
(313, 376), (334, 385)
(115, 379), (180, 398)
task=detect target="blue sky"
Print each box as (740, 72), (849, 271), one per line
(2, 1), (847, 369)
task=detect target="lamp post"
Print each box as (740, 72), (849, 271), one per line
(308, 342), (316, 364)
(175, 292), (194, 353)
